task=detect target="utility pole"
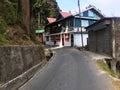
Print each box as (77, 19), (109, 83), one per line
(78, 0), (84, 48)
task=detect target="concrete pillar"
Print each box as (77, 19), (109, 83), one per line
(63, 34), (65, 46)
(111, 59), (117, 73)
(59, 34), (63, 47)
(116, 61), (120, 78)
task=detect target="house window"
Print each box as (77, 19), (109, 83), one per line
(82, 20), (89, 27)
(83, 11), (88, 17)
(81, 13), (83, 17)
(75, 19), (80, 27)
(88, 10), (94, 17)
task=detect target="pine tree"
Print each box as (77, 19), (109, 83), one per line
(31, 0), (60, 29)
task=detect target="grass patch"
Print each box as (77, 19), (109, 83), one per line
(96, 60), (120, 90)
(0, 34), (9, 45)
(96, 60), (116, 77)
(34, 41), (43, 45)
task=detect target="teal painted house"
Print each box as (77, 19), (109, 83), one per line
(45, 5), (104, 47)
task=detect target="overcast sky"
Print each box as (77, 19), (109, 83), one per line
(56, 0), (120, 17)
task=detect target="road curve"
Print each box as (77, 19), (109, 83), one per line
(19, 48), (115, 90)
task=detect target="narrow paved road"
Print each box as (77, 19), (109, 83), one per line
(19, 48), (115, 90)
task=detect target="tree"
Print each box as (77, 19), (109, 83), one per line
(33, 0), (44, 29)
(32, 0), (60, 29)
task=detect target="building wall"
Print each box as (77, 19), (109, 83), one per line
(88, 18), (120, 75)
(45, 36), (52, 45)
(63, 34), (71, 46)
(76, 9), (102, 19)
(96, 29), (111, 55)
(45, 34), (71, 47)
(88, 30), (96, 52)
(74, 33), (88, 47)
(88, 27), (111, 56)
(110, 18), (120, 76)
(45, 33), (88, 47)
(74, 18), (97, 28)
(113, 18), (120, 61)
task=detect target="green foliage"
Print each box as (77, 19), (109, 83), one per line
(0, 0), (60, 44)
(0, 0), (24, 25)
(33, 0), (43, 9)
(0, 2), (16, 25)
(96, 60), (116, 77)
(34, 41), (42, 45)
(5, 4), (17, 25)
(31, 0), (60, 29)
(0, 16), (7, 34)
(30, 24), (36, 41)
(0, 34), (9, 45)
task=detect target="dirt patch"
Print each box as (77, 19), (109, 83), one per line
(111, 79), (120, 90)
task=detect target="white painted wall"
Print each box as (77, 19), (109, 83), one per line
(45, 33), (88, 47)
(45, 35), (71, 47)
(64, 34), (71, 46)
(74, 33), (88, 47)
(45, 36), (61, 46)
(64, 41), (71, 46)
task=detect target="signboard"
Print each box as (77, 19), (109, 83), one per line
(35, 30), (45, 33)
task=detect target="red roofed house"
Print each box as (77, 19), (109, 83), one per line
(45, 5), (104, 47)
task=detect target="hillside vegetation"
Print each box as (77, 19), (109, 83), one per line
(0, 0), (60, 45)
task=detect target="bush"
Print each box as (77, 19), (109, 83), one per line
(0, 1), (24, 25)
(0, 16), (7, 34)
(0, 34), (9, 45)
(4, 3), (17, 25)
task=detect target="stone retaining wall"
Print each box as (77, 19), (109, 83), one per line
(0, 45), (45, 85)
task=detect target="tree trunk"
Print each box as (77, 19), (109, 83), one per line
(21, 0), (30, 35)
(38, 12), (40, 29)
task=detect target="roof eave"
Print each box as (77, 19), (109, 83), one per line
(46, 15), (74, 27)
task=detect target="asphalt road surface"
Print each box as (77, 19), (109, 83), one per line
(19, 48), (115, 90)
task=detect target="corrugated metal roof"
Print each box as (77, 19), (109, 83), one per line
(47, 18), (56, 23)
(60, 12), (72, 18)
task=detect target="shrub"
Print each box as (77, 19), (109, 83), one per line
(0, 34), (9, 45)
(0, 16), (7, 34)
(4, 3), (17, 25)
(0, 1), (23, 25)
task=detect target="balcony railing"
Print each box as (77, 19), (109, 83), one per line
(64, 27), (86, 33)
(73, 27), (86, 32)
(45, 27), (87, 36)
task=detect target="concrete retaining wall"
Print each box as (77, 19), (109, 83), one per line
(0, 45), (45, 86)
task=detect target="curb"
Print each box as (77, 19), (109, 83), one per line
(0, 59), (47, 90)
(0, 50), (56, 90)
(17, 50), (56, 90)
